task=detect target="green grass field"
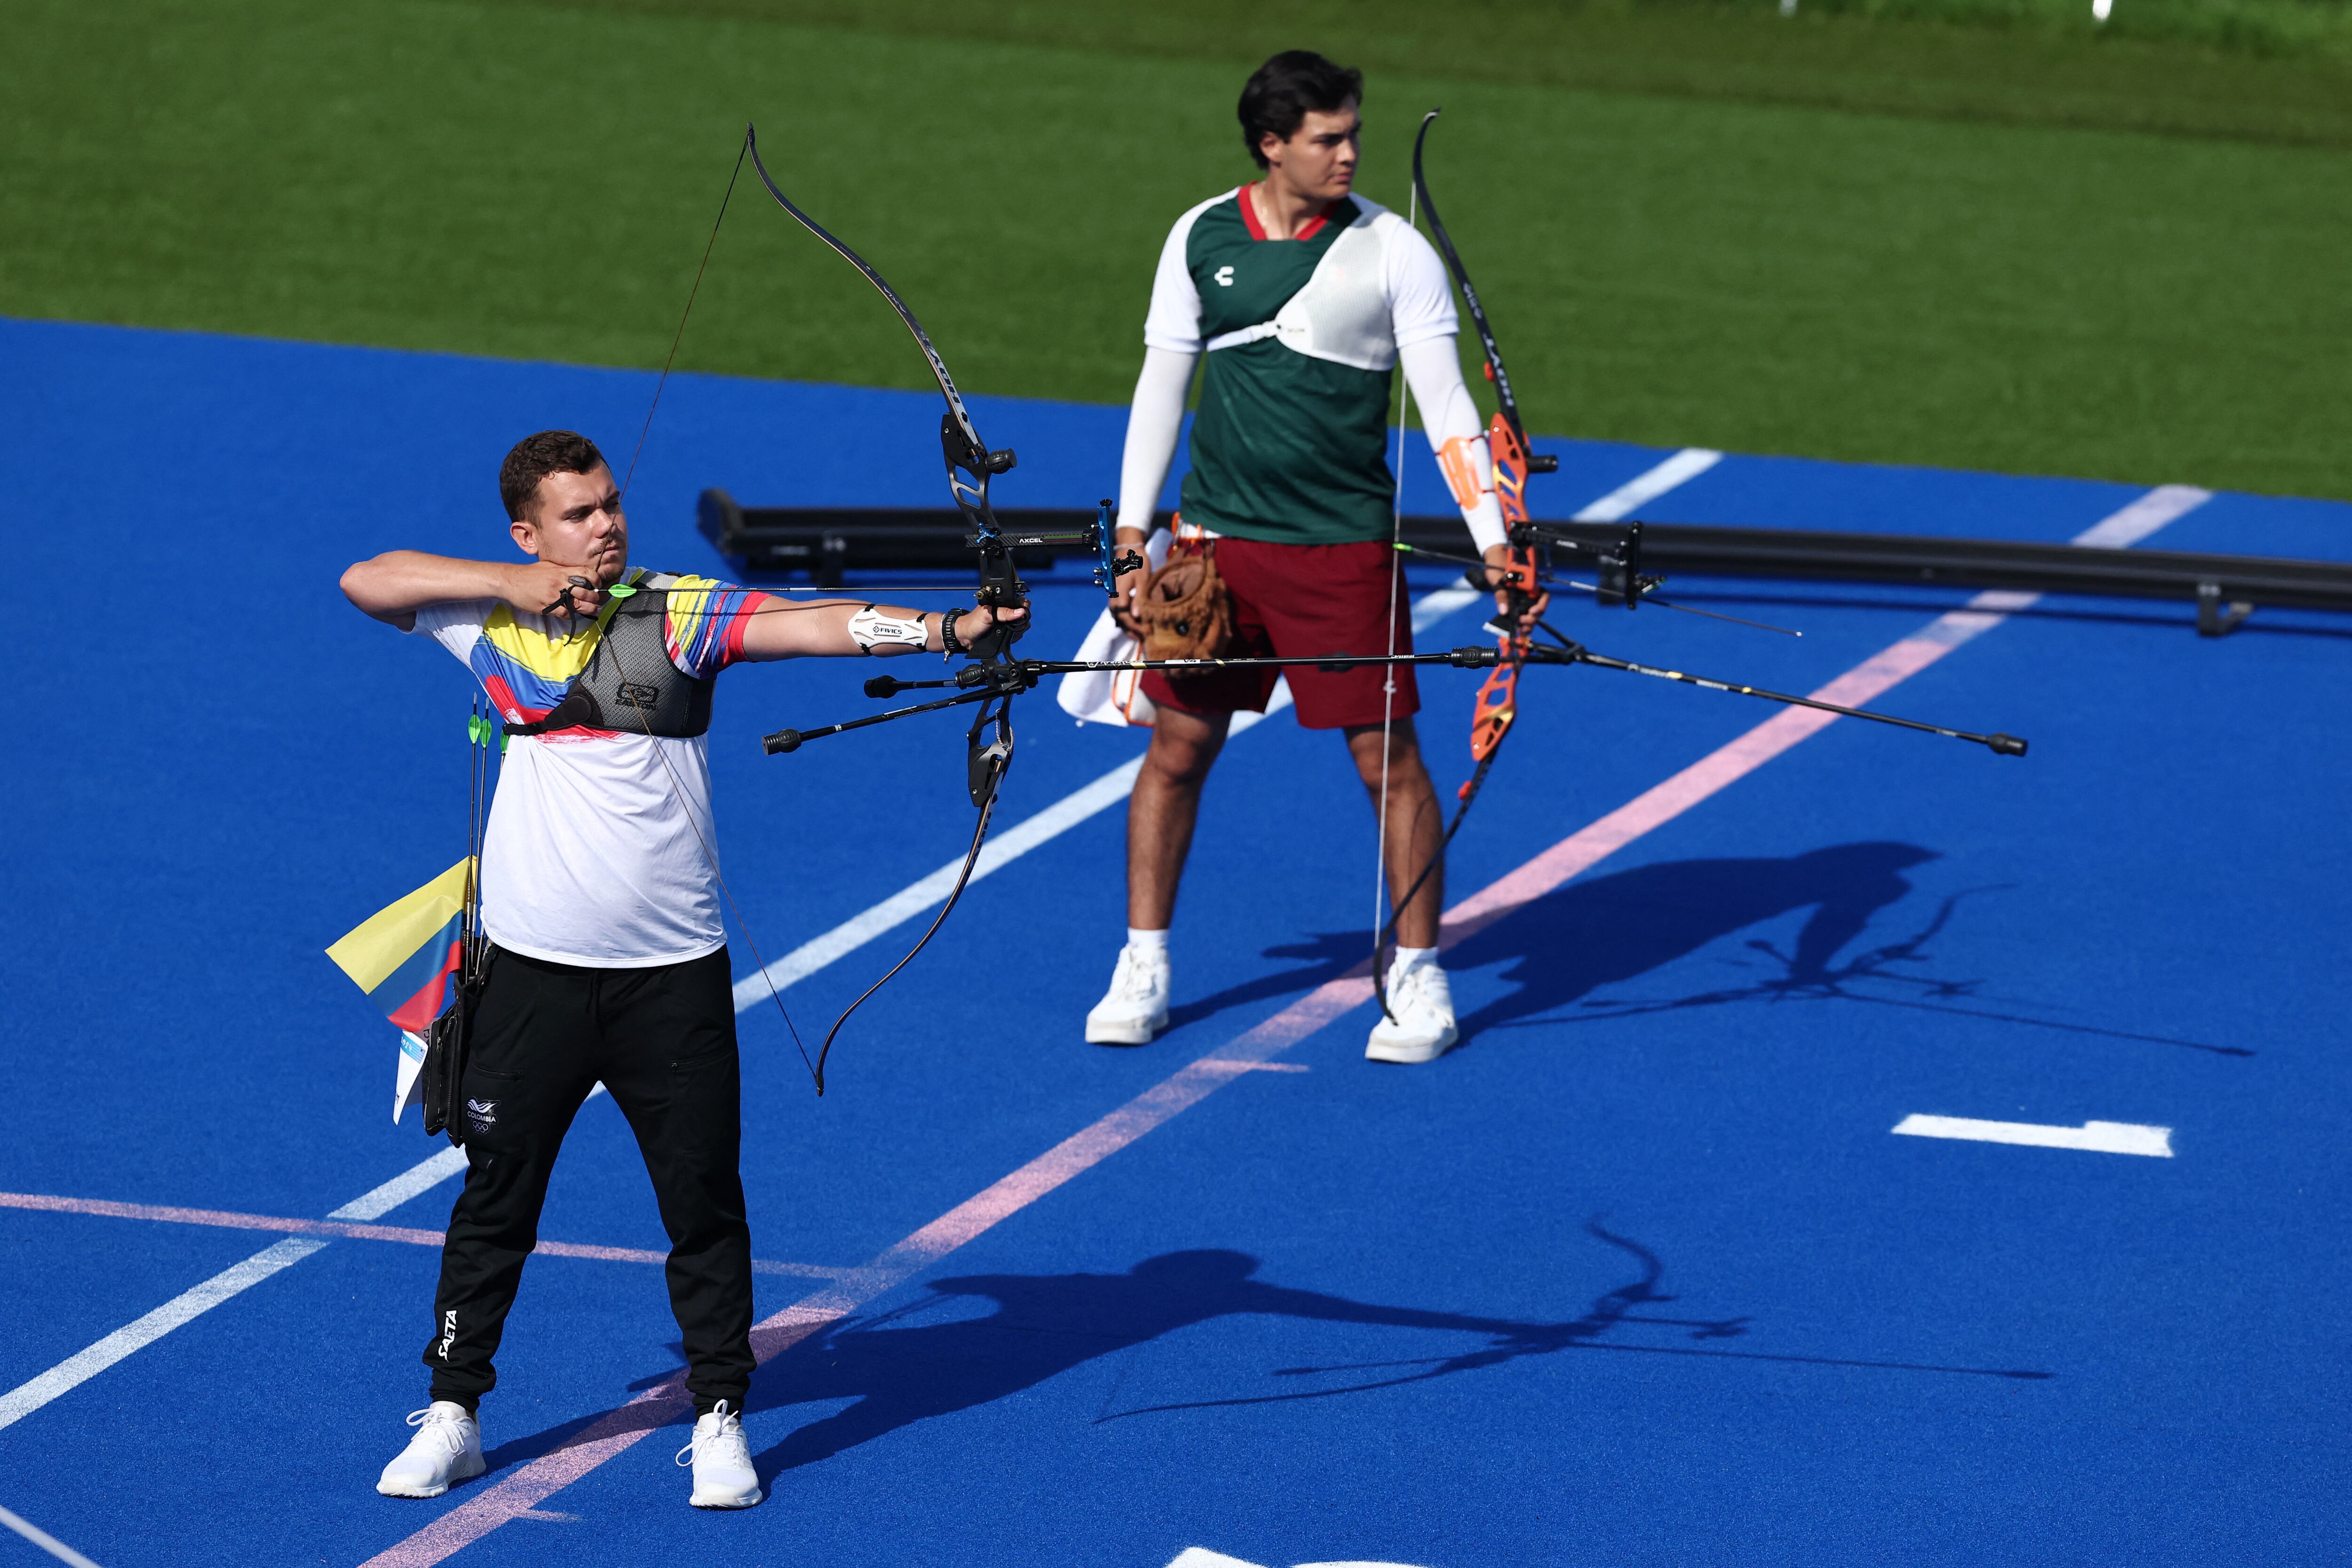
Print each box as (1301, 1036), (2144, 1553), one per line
(5, 0), (2346, 499)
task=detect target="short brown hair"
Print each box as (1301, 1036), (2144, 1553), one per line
(1238, 51), (1362, 170)
(499, 430), (607, 521)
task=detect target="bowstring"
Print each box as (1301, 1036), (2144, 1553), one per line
(592, 129), (818, 1089)
(620, 135), (747, 503)
(1370, 174), (1423, 997)
(581, 584), (821, 1090)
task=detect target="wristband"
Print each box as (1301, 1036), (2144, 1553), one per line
(941, 607), (967, 660)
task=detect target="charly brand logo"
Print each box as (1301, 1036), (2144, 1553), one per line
(466, 1098), (498, 1132)
(437, 1309), (457, 1359)
(1214, 264), (1234, 287)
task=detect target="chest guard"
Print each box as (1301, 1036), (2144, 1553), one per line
(505, 573), (714, 739)
(1202, 199), (1407, 372)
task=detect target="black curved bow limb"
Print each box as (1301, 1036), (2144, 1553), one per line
(742, 123), (1032, 1094)
(1374, 109), (1556, 1022)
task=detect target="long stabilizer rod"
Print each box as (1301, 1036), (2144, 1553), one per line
(769, 641), (2027, 757)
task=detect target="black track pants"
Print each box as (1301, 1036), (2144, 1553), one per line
(422, 946), (753, 1415)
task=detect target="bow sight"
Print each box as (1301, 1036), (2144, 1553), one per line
(1521, 520), (1661, 610)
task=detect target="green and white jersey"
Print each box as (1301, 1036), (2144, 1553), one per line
(1144, 185), (1461, 545)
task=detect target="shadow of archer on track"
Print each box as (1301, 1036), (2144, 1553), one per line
(1172, 841), (1935, 1036)
(1170, 840), (2243, 1059)
(735, 1224), (2041, 1480)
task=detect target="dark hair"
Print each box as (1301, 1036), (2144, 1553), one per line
(499, 430), (607, 521)
(1238, 51), (1363, 169)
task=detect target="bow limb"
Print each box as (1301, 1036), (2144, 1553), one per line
(810, 696), (1010, 1094)
(742, 123), (1032, 1090)
(742, 125), (991, 472)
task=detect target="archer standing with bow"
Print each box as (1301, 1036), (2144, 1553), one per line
(1087, 51), (1521, 1064)
(341, 430), (1021, 1509)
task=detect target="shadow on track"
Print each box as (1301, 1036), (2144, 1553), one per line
(731, 1223), (2043, 1481)
(1165, 840), (2244, 1059)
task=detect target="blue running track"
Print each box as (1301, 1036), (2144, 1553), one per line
(0, 316), (2347, 1568)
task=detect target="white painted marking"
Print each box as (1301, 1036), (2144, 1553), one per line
(1163, 1553), (1436, 1568)
(0, 1237), (329, 1433)
(1404, 585), (1483, 633)
(1892, 1114), (2174, 1157)
(2069, 484), (2212, 549)
(326, 1145), (469, 1222)
(0, 1503), (106, 1568)
(1573, 447), (1722, 522)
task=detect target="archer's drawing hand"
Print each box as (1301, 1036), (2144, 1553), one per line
(504, 561), (607, 626)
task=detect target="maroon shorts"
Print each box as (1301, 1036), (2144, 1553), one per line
(1141, 537), (1418, 730)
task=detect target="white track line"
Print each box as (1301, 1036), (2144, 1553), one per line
(0, 448), (1718, 1441)
(1574, 448), (1722, 521)
(327, 1146), (470, 1223)
(0, 1503), (105, 1568)
(1893, 1114), (2174, 1157)
(0, 1238), (327, 1433)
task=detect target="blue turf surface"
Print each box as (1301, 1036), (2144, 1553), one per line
(2, 316), (2349, 1567)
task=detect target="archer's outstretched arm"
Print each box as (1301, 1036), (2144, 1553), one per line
(1240, 1282), (1560, 1342)
(734, 598), (1027, 662)
(340, 551), (606, 633)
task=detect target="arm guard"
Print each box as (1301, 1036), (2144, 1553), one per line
(847, 605), (929, 654)
(1436, 433), (1493, 513)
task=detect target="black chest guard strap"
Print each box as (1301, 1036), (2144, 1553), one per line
(505, 575), (715, 740)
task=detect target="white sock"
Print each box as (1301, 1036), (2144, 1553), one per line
(1127, 928), (1169, 956)
(1390, 945), (1438, 978)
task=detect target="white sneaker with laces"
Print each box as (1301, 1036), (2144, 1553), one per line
(376, 1401), (485, 1498)
(1365, 960), (1459, 1064)
(1085, 944), (1170, 1045)
(676, 1400), (762, 1509)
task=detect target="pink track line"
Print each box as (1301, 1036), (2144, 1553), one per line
(356, 596), (2020, 1568)
(0, 1191), (841, 1279)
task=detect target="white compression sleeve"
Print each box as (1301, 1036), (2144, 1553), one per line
(1399, 334), (1508, 554)
(1117, 346), (1197, 537)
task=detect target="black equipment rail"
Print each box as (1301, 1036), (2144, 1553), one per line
(697, 491), (2352, 637)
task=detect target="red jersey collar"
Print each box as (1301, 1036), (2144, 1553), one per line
(1239, 182), (1337, 242)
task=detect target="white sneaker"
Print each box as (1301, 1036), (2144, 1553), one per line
(1366, 960), (1459, 1064)
(376, 1401), (485, 1497)
(675, 1400), (762, 1509)
(1085, 944), (1170, 1045)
